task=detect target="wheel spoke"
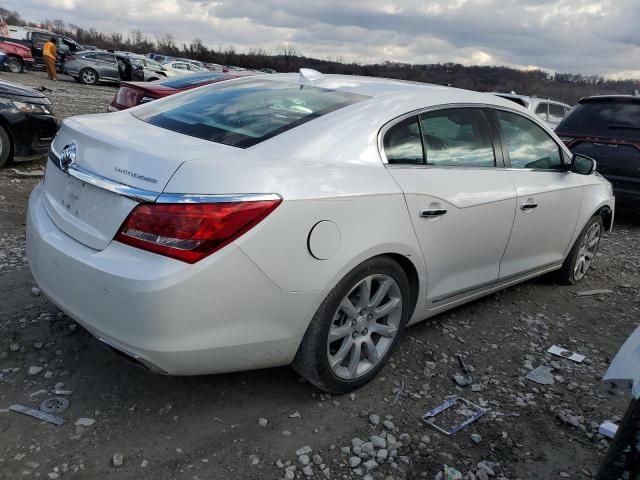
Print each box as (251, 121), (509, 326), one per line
(588, 237), (599, 249)
(359, 277), (372, 308)
(372, 322), (398, 338)
(330, 337), (353, 368)
(347, 341), (362, 377)
(369, 278), (392, 308)
(364, 337), (380, 365)
(375, 297), (401, 318)
(329, 323), (352, 343)
(339, 297), (359, 319)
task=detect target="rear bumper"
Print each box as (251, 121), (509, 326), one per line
(26, 184), (319, 375)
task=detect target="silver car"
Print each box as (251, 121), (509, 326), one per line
(64, 51), (169, 85)
(493, 92), (572, 129)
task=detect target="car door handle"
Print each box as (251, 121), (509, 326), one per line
(520, 202), (538, 211)
(420, 208), (447, 217)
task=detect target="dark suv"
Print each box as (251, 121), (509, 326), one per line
(556, 95), (640, 207)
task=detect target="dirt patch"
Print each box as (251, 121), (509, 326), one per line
(0, 69), (639, 480)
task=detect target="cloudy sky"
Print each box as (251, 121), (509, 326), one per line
(5, 0), (640, 78)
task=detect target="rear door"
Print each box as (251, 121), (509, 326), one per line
(494, 109), (582, 277)
(384, 107), (517, 304)
(92, 52), (118, 81)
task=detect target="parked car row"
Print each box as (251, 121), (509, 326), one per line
(493, 92), (572, 129)
(0, 26), (84, 72)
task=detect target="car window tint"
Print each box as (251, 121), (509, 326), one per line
(557, 100), (640, 140)
(548, 104), (565, 124)
(419, 109), (495, 167)
(534, 103), (548, 121)
(383, 117), (424, 164)
(95, 53), (115, 63)
(133, 78), (369, 148)
(497, 110), (562, 170)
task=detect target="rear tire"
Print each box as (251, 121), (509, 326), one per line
(557, 215), (603, 285)
(79, 68), (98, 85)
(0, 125), (13, 167)
(293, 256), (410, 393)
(5, 57), (23, 73)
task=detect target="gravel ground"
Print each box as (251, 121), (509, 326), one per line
(1, 69), (639, 480)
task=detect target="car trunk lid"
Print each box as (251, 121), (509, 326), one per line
(43, 112), (240, 250)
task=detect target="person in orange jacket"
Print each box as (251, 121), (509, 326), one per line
(42, 37), (57, 81)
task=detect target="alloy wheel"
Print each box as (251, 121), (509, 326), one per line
(82, 70), (96, 84)
(327, 274), (403, 380)
(574, 222), (601, 281)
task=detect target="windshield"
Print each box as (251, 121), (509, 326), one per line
(133, 78), (369, 148)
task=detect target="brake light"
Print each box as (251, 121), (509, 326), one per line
(115, 200), (281, 263)
(559, 136), (574, 145)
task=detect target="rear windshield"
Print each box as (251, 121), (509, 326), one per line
(133, 78), (369, 148)
(558, 99), (640, 139)
(158, 72), (227, 88)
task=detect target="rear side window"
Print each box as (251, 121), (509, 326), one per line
(383, 117), (423, 164)
(534, 103), (548, 121)
(134, 78), (369, 148)
(498, 111), (562, 170)
(548, 104), (566, 125)
(420, 109), (495, 167)
(558, 100), (640, 139)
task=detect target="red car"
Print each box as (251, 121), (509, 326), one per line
(108, 71), (256, 111)
(0, 40), (35, 73)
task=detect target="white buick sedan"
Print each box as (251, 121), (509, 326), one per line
(27, 70), (614, 392)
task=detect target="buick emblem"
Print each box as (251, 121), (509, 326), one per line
(60, 142), (77, 171)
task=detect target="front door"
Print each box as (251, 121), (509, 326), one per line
(383, 107), (517, 304)
(494, 109), (583, 277)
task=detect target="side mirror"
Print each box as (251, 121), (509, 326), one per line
(571, 153), (596, 175)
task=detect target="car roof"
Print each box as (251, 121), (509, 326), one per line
(260, 72), (527, 112)
(579, 94), (640, 103)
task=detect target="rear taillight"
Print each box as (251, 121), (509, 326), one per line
(558, 136), (574, 145)
(115, 200), (281, 263)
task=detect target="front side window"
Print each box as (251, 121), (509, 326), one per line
(419, 109), (495, 167)
(497, 110), (563, 170)
(383, 117), (423, 165)
(134, 78), (369, 148)
(95, 53), (115, 63)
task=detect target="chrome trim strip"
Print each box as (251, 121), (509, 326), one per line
(48, 153), (160, 203)
(67, 163), (160, 202)
(156, 193), (283, 203)
(428, 262), (562, 307)
(377, 102), (573, 165)
(49, 153), (282, 205)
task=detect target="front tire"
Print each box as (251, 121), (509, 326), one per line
(79, 68), (98, 85)
(293, 256), (410, 393)
(5, 57), (23, 73)
(557, 215), (603, 285)
(0, 125), (12, 167)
